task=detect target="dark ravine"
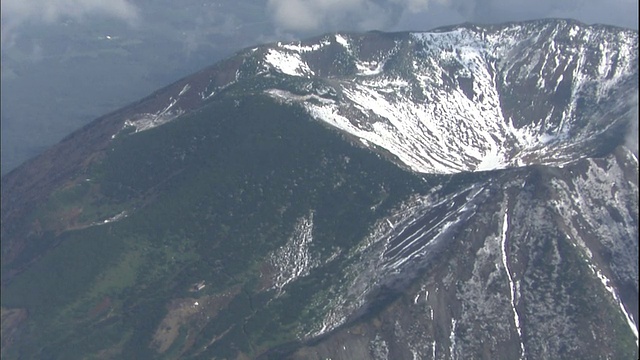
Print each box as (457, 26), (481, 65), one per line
(1, 19), (638, 359)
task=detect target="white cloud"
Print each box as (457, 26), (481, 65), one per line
(444, 0), (637, 29)
(391, 0), (449, 13)
(267, 0), (637, 35)
(1, 0), (139, 47)
(267, 0), (440, 33)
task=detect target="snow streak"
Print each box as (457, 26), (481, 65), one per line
(270, 213), (318, 294)
(592, 266), (639, 347)
(500, 197), (526, 359)
(449, 318), (457, 360)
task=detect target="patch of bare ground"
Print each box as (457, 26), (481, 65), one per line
(54, 206), (86, 233)
(88, 296), (112, 319)
(256, 261), (278, 292)
(93, 331), (130, 360)
(1, 307), (28, 356)
(150, 286), (242, 355)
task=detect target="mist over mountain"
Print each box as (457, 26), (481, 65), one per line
(1, 19), (638, 359)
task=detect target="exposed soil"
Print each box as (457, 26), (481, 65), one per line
(1, 307), (28, 356)
(88, 296), (112, 318)
(150, 286), (242, 355)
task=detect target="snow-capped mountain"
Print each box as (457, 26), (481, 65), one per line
(263, 21), (637, 174)
(1, 19), (637, 359)
(116, 19), (637, 174)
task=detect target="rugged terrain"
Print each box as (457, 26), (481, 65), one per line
(1, 19), (638, 359)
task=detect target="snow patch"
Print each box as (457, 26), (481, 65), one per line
(539, 133), (557, 144)
(335, 34), (350, 51)
(178, 83), (191, 96)
(356, 60), (385, 76)
(265, 89), (335, 105)
(269, 213), (318, 294)
(264, 49), (314, 77)
(279, 38), (331, 53)
(93, 211), (128, 226)
(121, 97), (184, 134)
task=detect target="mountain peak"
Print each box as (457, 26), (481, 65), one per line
(247, 20), (637, 174)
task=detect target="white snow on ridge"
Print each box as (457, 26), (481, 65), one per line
(264, 49), (314, 77)
(335, 34), (351, 51)
(115, 22), (636, 174)
(279, 38), (331, 53)
(266, 89), (335, 105)
(273, 27), (515, 174)
(355, 61), (384, 76)
(121, 97), (185, 134)
(178, 83), (191, 96)
(115, 80), (197, 136)
(301, 57), (513, 174)
(265, 23), (636, 175)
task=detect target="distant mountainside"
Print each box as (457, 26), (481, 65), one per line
(1, 19), (638, 359)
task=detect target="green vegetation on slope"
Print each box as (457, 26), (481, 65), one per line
(2, 93), (425, 359)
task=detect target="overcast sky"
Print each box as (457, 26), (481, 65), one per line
(267, 0), (638, 34)
(1, 0), (637, 48)
(1, 0), (638, 174)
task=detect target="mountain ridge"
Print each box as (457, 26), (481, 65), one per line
(1, 18), (638, 359)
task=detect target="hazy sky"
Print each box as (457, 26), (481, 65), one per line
(267, 0), (638, 33)
(1, 0), (638, 174)
(2, 0), (638, 44)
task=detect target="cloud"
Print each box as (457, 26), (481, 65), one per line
(447, 0), (637, 29)
(267, 0), (367, 32)
(547, 0), (638, 29)
(266, 0), (449, 34)
(1, 0), (139, 47)
(267, 0), (637, 35)
(181, 14), (241, 56)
